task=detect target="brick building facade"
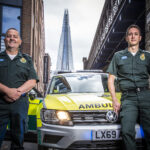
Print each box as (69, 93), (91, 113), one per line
(21, 0), (46, 94)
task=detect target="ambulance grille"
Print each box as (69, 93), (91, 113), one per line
(69, 110), (111, 125)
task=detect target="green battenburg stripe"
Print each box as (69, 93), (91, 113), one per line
(38, 130), (42, 144)
(28, 115), (37, 130)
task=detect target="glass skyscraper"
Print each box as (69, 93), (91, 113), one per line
(56, 9), (74, 71)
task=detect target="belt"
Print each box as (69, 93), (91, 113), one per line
(123, 87), (149, 93)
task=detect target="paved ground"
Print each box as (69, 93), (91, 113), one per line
(1, 141), (38, 150)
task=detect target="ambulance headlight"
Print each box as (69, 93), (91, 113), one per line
(56, 111), (71, 121)
(41, 109), (73, 126)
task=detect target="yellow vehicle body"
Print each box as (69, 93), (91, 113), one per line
(44, 92), (121, 111)
(38, 72), (136, 150)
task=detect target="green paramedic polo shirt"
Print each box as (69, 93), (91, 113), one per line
(0, 50), (39, 89)
(107, 48), (150, 91)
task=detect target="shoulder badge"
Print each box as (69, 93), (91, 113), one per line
(140, 53), (145, 61)
(20, 57), (27, 63)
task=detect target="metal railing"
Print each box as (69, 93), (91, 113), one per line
(87, 0), (124, 69)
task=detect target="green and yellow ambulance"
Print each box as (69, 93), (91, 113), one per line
(37, 71), (144, 150)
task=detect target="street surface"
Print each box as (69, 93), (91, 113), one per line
(1, 141), (38, 150)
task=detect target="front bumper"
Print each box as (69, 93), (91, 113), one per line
(37, 123), (144, 149)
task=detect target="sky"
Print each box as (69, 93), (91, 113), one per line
(44, 0), (105, 70)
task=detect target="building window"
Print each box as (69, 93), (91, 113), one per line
(2, 6), (21, 34)
(0, 6), (21, 52)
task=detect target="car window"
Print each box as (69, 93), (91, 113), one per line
(48, 73), (110, 94)
(49, 76), (71, 94)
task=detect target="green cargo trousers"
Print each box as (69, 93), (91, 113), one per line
(120, 90), (150, 150)
(0, 97), (29, 150)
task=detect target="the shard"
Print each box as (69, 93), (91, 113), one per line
(56, 9), (74, 71)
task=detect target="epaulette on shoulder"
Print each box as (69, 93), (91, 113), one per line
(22, 53), (31, 57)
(0, 50), (5, 54)
(144, 50), (150, 54)
(0, 51), (5, 55)
(22, 53), (32, 59)
(115, 50), (125, 55)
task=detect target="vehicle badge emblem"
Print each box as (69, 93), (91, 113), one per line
(106, 110), (118, 123)
(20, 57), (26, 63)
(140, 53), (145, 61)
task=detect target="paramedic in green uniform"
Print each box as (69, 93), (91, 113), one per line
(107, 24), (150, 150)
(0, 28), (38, 150)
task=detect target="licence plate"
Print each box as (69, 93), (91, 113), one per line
(92, 129), (121, 141)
